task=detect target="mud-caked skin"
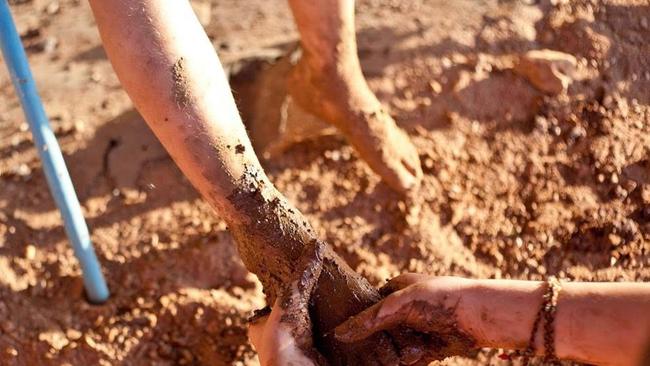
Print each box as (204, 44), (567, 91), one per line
(335, 276), (478, 365)
(254, 239), (330, 365)
(227, 168), (395, 364)
(228, 168), (474, 365)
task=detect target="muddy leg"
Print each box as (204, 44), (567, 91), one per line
(287, 0), (423, 193)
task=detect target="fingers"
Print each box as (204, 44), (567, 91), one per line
(358, 109), (422, 194)
(392, 127), (422, 193)
(382, 141), (421, 193)
(248, 306), (272, 323)
(400, 131), (423, 184)
(380, 273), (430, 296)
(394, 164), (420, 193)
(247, 314), (269, 352)
(334, 287), (419, 343)
(334, 301), (391, 343)
(337, 274), (438, 343)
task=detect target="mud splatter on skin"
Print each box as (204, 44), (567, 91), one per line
(278, 240), (324, 328)
(401, 301), (477, 363)
(226, 166), (313, 302)
(171, 57), (191, 108)
(279, 240), (330, 365)
(335, 300), (477, 364)
(227, 167), (391, 364)
(227, 167), (470, 364)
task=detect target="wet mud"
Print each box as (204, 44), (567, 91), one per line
(227, 168), (474, 364)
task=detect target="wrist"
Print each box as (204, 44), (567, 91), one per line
(456, 279), (545, 350)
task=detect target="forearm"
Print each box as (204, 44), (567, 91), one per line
(461, 280), (650, 365)
(287, 0), (356, 66)
(554, 282), (650, 365)
(89, 0), (316, 299)
(88, 0), (267, 222)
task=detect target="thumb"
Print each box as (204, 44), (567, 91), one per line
(334, 293), (408, 343)
(380, 273), (430, 296)
(248, 314), (269, 351)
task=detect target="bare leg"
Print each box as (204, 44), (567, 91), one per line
(87, 0), (428, 364)
(287, 0), (422, 193)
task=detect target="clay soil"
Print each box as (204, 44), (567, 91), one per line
(1, 0), (649, 365)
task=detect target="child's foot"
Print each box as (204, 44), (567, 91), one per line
(287, 53), (422, 193)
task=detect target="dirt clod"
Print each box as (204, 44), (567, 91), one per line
(513, 49), (576, 95)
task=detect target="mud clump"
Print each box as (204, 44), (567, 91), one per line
(171, 57), (192, 108)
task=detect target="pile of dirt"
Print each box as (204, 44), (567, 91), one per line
(1, 0), (648, 365)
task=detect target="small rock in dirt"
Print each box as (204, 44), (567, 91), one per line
(610, 256), (618, 266)
(640, 185), (650, 204)
(66, 329), (82, 341)
(429, 80), (442, 94)
(25, 245), (36, 260)
(534, 115), (548, 132)
(622, 179), (637, 194)
(38, 329), (69, 350)
(613, 185), (628, 199)
(16, 163), (32, 177)
(45, 1), (60, 15)
(552, 125), (562, 136)
(423, 158), (435, 170)
(568, 125), (586, 142)
(43, 37), (58, 53)
(4, 347), (17, 357)
(325, 150), (341, 161)
(513, 49), (576, 95)
(1, 320), (15, 333)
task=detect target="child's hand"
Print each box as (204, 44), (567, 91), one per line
(248, 241), (327, 366)
(334, 274), (472, 343)
(248, 299), (322, 366)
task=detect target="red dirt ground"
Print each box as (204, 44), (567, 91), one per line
(1, 0), (649, 364)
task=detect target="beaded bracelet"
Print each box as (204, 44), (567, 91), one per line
(522, 276), (562, 365)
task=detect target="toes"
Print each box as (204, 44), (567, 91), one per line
(401, 158), (418, 178)
(390, 165), (419, 193)
(388, 128), (422, 192)
(396, 156), (422, 193)
(378, 132), (421, 192)
(385, 149), (421, 193)
(402, 143), (423, 182)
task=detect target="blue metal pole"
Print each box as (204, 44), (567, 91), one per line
(0, 1), (109, 303)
